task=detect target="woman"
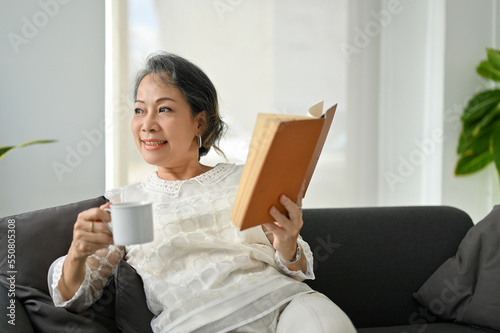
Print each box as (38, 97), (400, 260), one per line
(48, 52), (355, 332)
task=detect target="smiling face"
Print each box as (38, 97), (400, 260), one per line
(131, 73), (205, 171)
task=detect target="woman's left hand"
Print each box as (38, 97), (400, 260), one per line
(263, 181), (306, 264)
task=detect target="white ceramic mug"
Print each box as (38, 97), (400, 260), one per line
(104, 201), (154, 246)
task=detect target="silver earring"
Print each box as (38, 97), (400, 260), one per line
(197, 134), (202, 148)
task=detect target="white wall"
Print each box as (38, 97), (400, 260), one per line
(442, 0), (500, 222)
(0, 0), (105, 216)
(345, 0), (382, 207)
(347, 0), (499, 222)
(378, 0), (446, 206)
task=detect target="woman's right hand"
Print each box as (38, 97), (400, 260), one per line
(58, 202), (114, 301)
(68, 202), (114, 261)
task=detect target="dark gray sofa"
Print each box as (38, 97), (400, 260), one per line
(0, 197), (494, 332)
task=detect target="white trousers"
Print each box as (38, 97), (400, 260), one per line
(276, 292), (356, 333)
(231, 292), (356, 333)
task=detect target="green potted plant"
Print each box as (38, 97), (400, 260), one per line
(0, 140), (56, 160)
(455, 48), (500, 180)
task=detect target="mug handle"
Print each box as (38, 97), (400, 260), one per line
(103, 208), (113, 233)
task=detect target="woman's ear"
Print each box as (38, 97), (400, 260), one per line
(196, 110), (208, 132)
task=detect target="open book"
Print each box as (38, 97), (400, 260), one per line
(232, 102), (337, 230)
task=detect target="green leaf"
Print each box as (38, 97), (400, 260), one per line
(0, 140), (56, 160)
(468, 103), (500, 137)
(487, 48), (500, 71)
(463, 115), (500, 142)
(457, 124), (494, 155)
(461, 89), (500, 124)
(457, 132), (466, 154)
(477, 60), (500, 82)
(455, 49), (500, 180)
(0, 146), (16, 158)
(492, 124), (500, 179)
(455, 150), (493, 175)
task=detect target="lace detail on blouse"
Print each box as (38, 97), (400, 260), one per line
(49, 245), (125, 312)
(86, 245), (125, 297)
(144, 176), (186, 197)
(143, 163), (236, 198)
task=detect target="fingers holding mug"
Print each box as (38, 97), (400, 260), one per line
(71, 208), (114, 259)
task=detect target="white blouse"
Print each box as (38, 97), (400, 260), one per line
(48, 163), (315, 333)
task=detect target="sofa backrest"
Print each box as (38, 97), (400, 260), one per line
(300, 206), (473, 328)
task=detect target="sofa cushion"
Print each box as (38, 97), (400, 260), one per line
(414, 205), (500, 332)
(115, 259), (154, 332)
(11, 282), (117, 333)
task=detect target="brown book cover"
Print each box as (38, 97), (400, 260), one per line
(232, 102), (337, 230)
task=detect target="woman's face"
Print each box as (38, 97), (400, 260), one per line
(131, 73), (203, 169)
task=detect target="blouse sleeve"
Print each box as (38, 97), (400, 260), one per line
(274, 235), (315, 281)
(48, 244), (125, 312)
(104, 186), (123, 204)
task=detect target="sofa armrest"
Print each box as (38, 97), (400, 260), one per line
(301, 206), (473, 328)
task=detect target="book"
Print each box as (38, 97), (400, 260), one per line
(232, 101), (337, 230)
